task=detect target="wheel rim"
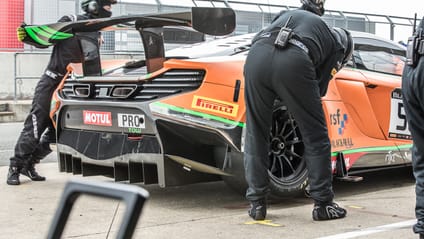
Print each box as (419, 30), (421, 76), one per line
(268, 106), (306, 184)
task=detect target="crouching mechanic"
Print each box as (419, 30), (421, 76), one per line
(7, 0), (117, 185)
(243, 0), (354, 221)
(401, 16), (424, 239)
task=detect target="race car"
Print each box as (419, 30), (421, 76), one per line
(37, 8), (411, 197)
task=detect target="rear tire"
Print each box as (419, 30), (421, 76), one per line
(217, 102), (308, 198)
(268, 103), (308, 197)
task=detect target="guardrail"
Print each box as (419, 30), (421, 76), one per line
(12, 51), (144, 101)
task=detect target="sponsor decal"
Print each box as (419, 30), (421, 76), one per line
(118, 113), (145, 129)
(329, 108), (348, 135)
(191, 95), (239, 117)
(330, 109), (353, 148)
(128, 128), (142, 134)
(331, 138), (354, 148)
(83, 110), (112, 126)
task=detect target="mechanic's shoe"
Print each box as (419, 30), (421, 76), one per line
(248, 199), (267, 220)
(420, 233), (424, 239)
(312, 202), (346, 221)
(7, 167), (21, 185)
(20, 164), (46, 181)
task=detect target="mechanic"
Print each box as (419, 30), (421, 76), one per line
(402, 16), (424, 239)
(7, 0), (117, 186)
(243, 0), (353, 221)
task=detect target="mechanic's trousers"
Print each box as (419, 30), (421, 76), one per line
(402, 58), (424, 235)
(243, 39), (334, 203)
(9, 73), (59, 168)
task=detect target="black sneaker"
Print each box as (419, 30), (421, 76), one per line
(248, 199), (267, 220)
(20, 164), (46, 181)
(7, 166), (21, 185)
(312, 202), (346, 221)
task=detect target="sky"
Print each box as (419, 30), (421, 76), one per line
(276, 0), (424, 42)
(283, 0), (424, 18)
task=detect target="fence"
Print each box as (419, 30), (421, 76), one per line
(0, 0), (419, 100)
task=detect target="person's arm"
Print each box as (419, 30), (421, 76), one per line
(17, 14), (76, 48)
(317, 51), (344, 96)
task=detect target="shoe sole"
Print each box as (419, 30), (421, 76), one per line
(20, 173), (46, 181)
(6, 181), (20, 185)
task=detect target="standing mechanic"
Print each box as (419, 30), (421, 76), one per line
(402, 16), (424, 239)
(7, 0), (117, 185)
(243, 0), (353, 221)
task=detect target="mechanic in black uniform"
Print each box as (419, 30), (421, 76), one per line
(243, 0), (354, 221)
(402, 16), (424, 239)
(7, 0), (117, 186)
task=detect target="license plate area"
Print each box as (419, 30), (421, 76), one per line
(61, 105), (156, 134)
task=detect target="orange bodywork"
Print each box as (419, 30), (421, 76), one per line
(52, 54), (411, 173)
(153, 57), (411, 171)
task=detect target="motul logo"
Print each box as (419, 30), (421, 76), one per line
(83, 110), (112, 126)
(192, 96), (238, 117)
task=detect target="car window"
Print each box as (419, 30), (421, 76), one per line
(353, 50), (405, 75)
(351, 36), (406, 76)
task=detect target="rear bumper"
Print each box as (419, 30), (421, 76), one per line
(54, 99), (239, 187)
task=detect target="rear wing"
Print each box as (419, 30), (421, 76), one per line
(19, 7), (236, 74)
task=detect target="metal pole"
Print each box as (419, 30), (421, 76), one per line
(14, 53), (17, 101)
(386, 16), (395, 41)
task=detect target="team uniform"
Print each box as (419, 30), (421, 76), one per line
(7, 0), (116, 185)
(402, 18), (424, 238)
(243, 3), (352, 221)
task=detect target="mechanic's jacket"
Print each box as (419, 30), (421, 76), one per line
(253, 9), (345, 96)
(47, 14), (98, 76)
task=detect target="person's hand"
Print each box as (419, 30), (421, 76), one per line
(16, 25), (27, 42)
(16, 23), (49, 48)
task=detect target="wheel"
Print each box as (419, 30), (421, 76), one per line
(217, 102), (308, 197)
(268, 103), (308, 197)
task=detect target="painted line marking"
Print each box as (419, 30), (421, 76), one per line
(348, 205), (364, 209)
(315, 219), (416, 239)
(244, 220), (283, 227)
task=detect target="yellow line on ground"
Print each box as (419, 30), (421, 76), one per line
(244, 220), (283, 227)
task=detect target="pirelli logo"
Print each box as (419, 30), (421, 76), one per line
(192, 96), (239, 117)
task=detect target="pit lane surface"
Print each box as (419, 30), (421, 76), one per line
(0, 163), (416, 239)
(0, 122), (418, 238)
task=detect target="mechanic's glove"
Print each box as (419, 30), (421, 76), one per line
(16, 23), (50, 49)
(17, 26), (27, 42)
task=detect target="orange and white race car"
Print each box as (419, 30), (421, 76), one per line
(35, 8), (411, 197)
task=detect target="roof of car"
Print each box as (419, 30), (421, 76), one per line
(166, 30), (405, 59)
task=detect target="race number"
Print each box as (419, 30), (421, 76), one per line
(388, 89), (411, 140)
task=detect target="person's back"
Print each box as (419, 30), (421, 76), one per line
(262, 9), (335, 65)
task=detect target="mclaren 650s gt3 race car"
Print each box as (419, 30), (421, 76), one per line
(23, 7), (412, 197)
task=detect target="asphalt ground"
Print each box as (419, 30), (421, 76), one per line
(0, 162), (419, 239)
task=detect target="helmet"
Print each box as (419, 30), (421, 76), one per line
(81, 0), (117, 18)
(300, 0), (325, 16)
(333, 27), (354, 66)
